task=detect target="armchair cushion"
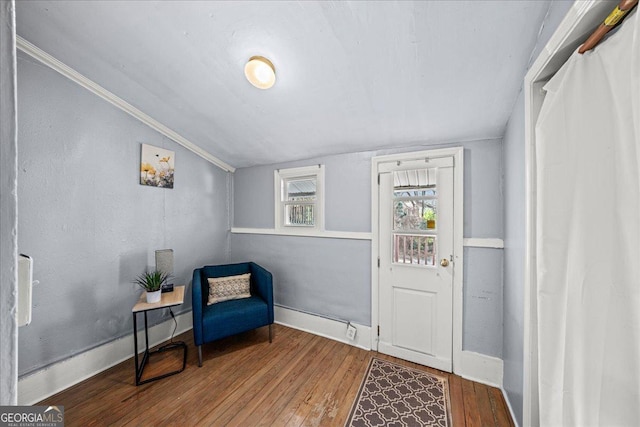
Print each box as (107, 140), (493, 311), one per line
(201, 296), (269, 344)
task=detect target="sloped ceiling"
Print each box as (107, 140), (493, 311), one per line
(16, 0), (558, 168)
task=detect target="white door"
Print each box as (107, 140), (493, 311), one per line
(378, 157), (454, 372)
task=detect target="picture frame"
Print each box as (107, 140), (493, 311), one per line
(140, 144), (174, 188)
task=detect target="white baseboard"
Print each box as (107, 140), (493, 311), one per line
(274, 307), (503, 390)
(274, 306), (372, 351)
(501, 386), (520, 427)
(18, 311), (193, 405)
(18, 306), (369, 405)
(18, 307), (503, 407)
(456, 350), (503, 388)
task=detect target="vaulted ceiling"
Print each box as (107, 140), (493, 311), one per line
(16, 1), (557, 168)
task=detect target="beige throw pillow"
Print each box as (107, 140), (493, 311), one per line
(207, 273), (251, 305)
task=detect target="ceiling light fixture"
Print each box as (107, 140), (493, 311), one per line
(244, 56), (276, 89)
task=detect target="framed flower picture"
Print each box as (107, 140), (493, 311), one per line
(140, 144), (175, 188)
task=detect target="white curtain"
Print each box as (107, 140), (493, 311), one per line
(535, 8), (640, 427)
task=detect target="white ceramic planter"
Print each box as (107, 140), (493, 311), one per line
(146, 290), (161, 304)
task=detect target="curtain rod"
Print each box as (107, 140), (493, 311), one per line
(578, 0), (638, 54)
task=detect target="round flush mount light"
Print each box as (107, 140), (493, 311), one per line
(244, 56), (276, 89)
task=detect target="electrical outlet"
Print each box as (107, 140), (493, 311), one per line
(346, 323), (357, 340)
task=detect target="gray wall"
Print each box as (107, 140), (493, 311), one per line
(232, 139), (504, 357)
(463, 247), (503, 357)
(232, 234), (371, 324)
(502, 90), (526, 422)
(1, 0), (18, 405)
(232, 151), (373, 325)
(17, 55), (231, 376)
(501, 1), (573, 424)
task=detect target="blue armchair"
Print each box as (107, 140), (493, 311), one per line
(192, 262), (274, 366)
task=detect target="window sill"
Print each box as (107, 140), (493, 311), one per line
(230, 227), (372, 241)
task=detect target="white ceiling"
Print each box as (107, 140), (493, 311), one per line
(16, 1), (557, 169)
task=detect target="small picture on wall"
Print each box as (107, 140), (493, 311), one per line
(140, 143), (175, 188)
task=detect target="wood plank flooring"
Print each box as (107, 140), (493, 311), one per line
(38, 324), (514, 426)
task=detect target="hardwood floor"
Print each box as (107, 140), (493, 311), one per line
(38, 324), (514, 426)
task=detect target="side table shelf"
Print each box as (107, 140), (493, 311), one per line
(132, 285), (187, 386)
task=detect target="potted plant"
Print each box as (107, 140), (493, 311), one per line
(424, 209), (437, 229)
(134, 270), (169, 303)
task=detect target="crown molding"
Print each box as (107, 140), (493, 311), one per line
(16, 36), (235, 173)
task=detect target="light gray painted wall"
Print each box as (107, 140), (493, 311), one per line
(234, 151), (373, 232)
(503, 88), (526, 425)
(232, 139), (504, 356)
(460, 141), (503, 238)
(16, 55), (230, 376)
(0, 0), (18, 405)
(463, 247), (503, 356)
(235, 143), (503, 237)
(231, 234), (371, 324)
(502, 2), (573, 423)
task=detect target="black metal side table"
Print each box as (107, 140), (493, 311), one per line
(132, 285), (187, 385)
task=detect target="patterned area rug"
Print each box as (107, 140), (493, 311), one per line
(345, 357), (451, 427)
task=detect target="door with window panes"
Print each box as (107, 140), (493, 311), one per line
(378, 157), (454, 372)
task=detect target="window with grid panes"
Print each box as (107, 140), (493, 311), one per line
(275, 165), (324, 231)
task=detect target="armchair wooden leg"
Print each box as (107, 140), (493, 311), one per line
(269, 324), (273, 343)
(198, 345), (202, 367)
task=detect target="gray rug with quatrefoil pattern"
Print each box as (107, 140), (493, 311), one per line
(345, 357), (451, 427)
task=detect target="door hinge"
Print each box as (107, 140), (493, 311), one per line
(377, 325), (380, 336)
(377, 174), (380, 185)
(377, 257), (380, 268)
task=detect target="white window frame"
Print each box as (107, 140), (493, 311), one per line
(274, 165), (325, 232)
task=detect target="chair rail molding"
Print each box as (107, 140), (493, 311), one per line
(231, 227), (372, 240)
(462, 238), (504, 249)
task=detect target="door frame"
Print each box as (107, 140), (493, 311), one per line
(371, 147), (464, 372)
(523, 1), (614, 425)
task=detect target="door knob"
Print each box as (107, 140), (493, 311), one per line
(440, 258), (449, 267)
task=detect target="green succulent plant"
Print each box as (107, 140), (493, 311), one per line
(133, 270), (169, 292)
